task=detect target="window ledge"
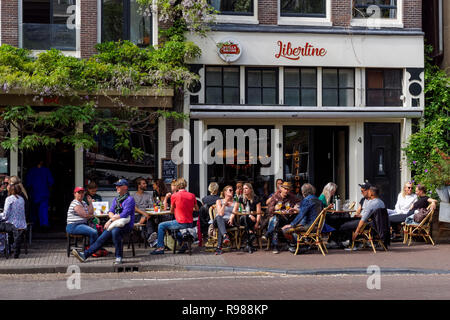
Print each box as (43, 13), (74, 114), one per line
(350, 19), (404, 29)
(278, 16), (332, 27)
(213, 15), (259, 25)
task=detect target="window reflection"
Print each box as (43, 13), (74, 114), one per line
(102, 0), (152, 47)
(84, 109), (157, 189)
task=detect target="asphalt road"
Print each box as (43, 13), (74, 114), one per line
(0, 271), (449, 300)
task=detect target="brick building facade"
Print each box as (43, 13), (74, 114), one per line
(0, 1), (425, 216)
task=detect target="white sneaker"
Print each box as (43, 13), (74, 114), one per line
(341, 240), (350, 248)
(114, 257), (123, 265)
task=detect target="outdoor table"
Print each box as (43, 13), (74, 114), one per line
(271, 210), (297, 215)
(145, 209), (172, 216)
(326, 209), (357, 218)
(232, 211), (264, 216)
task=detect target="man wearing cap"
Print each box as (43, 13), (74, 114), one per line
(66, 187), (98, 245)
(339, 185), (385, 249)
(264, 182), (301, 254)
(72, 179), (135, 265)
(355, 182), (371, 217)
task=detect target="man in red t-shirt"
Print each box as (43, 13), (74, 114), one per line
(151, 178), (198, 255)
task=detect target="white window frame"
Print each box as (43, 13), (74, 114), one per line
(351, 0), (404, 29)
(213, 0), (259, 24)
(97, 0), (159, 47)
(19, 0), (81, 58)
(278, 0), (332, 27)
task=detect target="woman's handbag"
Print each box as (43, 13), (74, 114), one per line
(413, 208), (429, 223)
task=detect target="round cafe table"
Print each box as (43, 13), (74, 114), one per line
(145, 209), (172, 216)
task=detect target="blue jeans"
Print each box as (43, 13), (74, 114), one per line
(84, 224), (132, 259)
(66, 223), (98, 245)
(156, 220), (192, 249)
(266, 215), (290, 246)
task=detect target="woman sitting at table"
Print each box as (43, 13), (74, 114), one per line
(66, 187), (98, 246)
(213, 185), (236, 255)
(319, 182), (337, 207)
(1, 183), (27, 258)
(153, 179), (169, 204)
(232, 183), (261, 253)
(387, 181), (417, 237)
(403, 184), (437, 225)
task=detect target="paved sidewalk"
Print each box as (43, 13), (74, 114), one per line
(1, 238), (450, 275)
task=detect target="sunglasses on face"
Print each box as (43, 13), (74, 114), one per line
(406, 186), (412, 189)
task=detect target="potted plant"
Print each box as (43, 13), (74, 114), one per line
(421, 149), (450, 202)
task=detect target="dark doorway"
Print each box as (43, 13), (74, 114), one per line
(364, 123), (400, 209)
(283, 126), (348, 199)
(21, 143), (74, 233)
(312, 126), (348, 199)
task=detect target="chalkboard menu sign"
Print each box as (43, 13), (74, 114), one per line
(161, 158), (178, 184)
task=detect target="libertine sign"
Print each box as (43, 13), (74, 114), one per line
(275, 41), (327, 61)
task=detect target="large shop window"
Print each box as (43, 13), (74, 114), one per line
(284, 68), (317, 106)
(322, 68), (355, 107)
(207, 125), (275, 201)
(366, 69), (403, 106)
(280, 0), (326, 17)
(205, 66), (240, 104)
(84, 110), (157, 189)
(353, 0), (398, 19)
(102, 0), (152, 46)
(22, 0), (77, 50)
(246, 68), (278, 105)
(208, 0), (254, 15)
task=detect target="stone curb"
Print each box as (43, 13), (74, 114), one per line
(1, 263), (450, 276)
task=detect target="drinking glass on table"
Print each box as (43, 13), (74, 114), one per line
(285, 202), (291, 210)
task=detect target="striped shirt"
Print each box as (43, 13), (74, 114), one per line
(67, 200), (89, 225)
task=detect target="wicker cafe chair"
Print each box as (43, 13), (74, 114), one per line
(291, 204), (333, 256)
(402, 205), (435, 246)
(351, 220), (388, 253)
(205, 205), (239, 251)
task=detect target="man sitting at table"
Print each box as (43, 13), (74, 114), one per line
(339, 185), (385, 250)
(150, 178), (199, 255)
(133, 177), (154, 244)
(264, 182), (301, 254)
(72, 179), (135, 265)
(281, 183), (323, 254)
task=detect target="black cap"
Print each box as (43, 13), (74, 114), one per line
(358, 182), (371, 190)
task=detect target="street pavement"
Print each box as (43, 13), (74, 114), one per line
(1, 271), (449, 300)
(1, 238), (450, 275)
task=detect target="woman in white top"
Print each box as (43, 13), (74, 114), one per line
(388, 181), (417, 237)
(66, 187), (98, 245)
(0, 183), (26, 258)
(388, 182), (417, 216)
